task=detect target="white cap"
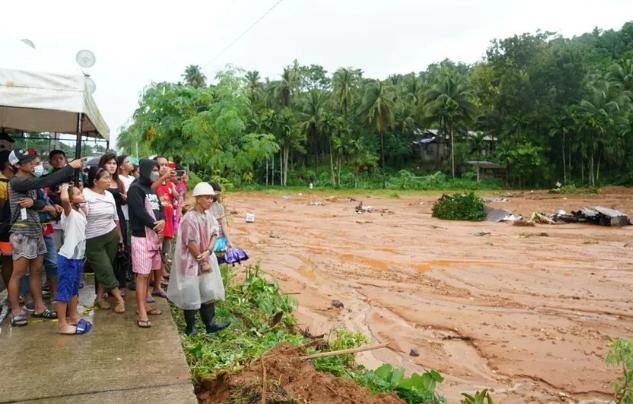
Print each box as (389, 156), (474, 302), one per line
(192, 182), (216, 197)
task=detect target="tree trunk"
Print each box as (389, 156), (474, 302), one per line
(283, 146), (289, 186)
(589, 152), (595, 187)
(280, 150), (283, 186)
(272, 153), (275, 185)
(562, 133), (567, 184)
(329, 141), (335, 186)
(450, 124), (455, 179)
(596, 153), (601, 185)
(380, 131), (386, 189)
(337, 155), (342, 186)
(266, 159), (269, 186)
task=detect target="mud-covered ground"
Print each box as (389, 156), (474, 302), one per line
(225, 187), (633, 403)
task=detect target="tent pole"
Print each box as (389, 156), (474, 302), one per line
(74, 113), (83, 159)
(74, 113), (83, 183)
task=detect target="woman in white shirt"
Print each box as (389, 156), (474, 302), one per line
(83, 167), (125, 313)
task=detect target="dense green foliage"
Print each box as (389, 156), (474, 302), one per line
(311, 329), (446, 403)
(606, 338), (633, 403)
(174, 265), (302, 380)
(119, 22), (633, 188)
(432, 192), (486, 221)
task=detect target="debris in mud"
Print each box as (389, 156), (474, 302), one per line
(196, 343), (403, 404)
(355, 201), (394, 214)
(309, 200), (324, 206)
(269, 231), (280, 239)
(519, 232), (549, 238)
(474, 231), (492, 237)
(485, 206), (518, 222)
(572, 206), (631, 226)
(513, 218), (536, 227)
(482, 197), (510, 203)
(331, 299), (345, 309)
(409, 348), (420, 357)
(245, 213), (255, 223)
(530, 212), (556, 225)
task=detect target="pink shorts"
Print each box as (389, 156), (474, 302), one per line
(131, 236), (162, 275)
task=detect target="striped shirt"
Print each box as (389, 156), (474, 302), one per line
(8, 182), (39, 237)
(83, 188), (118, 240)
(8, 166), (75, 238)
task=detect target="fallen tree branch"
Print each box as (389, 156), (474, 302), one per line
(301, 342), (389, 360)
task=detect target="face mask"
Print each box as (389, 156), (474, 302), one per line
(33, 164), (44, 177)
(150, 171), (159, 182)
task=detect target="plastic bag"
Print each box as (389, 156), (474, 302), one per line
(213, 236), (228, 252)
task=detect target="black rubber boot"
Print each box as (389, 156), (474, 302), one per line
(183, 310), (197, 335)
(200, 303), (229, 335)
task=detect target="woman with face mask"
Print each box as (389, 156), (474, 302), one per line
(128, 159), (165, 328)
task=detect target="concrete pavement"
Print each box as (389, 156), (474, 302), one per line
(0, 273), (197, 404)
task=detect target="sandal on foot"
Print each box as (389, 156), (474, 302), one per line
(59, 319), (92, 335)
(95, 299), (111, 310)
(137, 319), (151, 328)
(145, 295), (156, 304)
(151, 290), (167, 299)
(114, 301), (125, 313)
(136, 307), (162, 316)
(10, 313), (28, 327)
(32, 309), (57, 319)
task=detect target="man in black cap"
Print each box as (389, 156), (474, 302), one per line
(6, 149), (82, 326)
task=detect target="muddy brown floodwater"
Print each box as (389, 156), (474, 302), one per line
(223, 187), (633, 403)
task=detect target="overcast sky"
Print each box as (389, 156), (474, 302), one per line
(1, 0), (630, 147)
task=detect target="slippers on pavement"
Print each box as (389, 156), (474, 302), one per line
(32, 309), (57, 319)
(60, 319), (92, 335)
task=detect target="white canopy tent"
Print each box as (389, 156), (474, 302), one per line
(0, 67), (110, 157)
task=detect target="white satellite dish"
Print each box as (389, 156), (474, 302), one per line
(20, 39), (36, 49)
(85, 77), (96, 94)
(76, 49), (96, 68)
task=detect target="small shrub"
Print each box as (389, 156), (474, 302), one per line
(432, 192), (486, 221)
(606, 338), (633, 403)
(461, 389), (495, 404)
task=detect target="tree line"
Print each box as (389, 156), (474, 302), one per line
(117, 21), (633, 188)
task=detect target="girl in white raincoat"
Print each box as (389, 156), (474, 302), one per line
(166, 182), (229, 335)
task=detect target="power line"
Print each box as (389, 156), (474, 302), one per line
(207, 0), (286, 67)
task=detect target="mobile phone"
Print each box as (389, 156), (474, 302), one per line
(175, 170), (185, 177)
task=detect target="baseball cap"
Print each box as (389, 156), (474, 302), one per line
(9, 149), (36, 166)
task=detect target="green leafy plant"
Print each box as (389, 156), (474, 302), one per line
(606, 338), (633, 403)
(432, 192), (486, 221)
(174, 265), (303, 380)
(358, 364), (445, 404)
(461, 389), (495, 404)
(311, 329), (368, 377)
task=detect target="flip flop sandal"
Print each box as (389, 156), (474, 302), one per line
(137, 319), (152, 328)
(95, 299), (111, 310)
(145, 295), (156, 304)
(151, 290), (168, 299)
(32, 309), (57, 319)
(10, 313), (28, 327)
(60, 319), (92, 335)
(113, 301), (125, 314)
(135, 307), (162, 316)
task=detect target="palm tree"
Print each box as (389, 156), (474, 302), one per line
(182, 65), (207, 88)
(300, 89), (328, 178)
(332, 68), (360, 117)
(578, 79), (625, 186)
(361, 80), (396, 188)
(424, 70), (476, 178)
(245, 70), (263, 107)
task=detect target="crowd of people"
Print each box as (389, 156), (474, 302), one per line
(0, 147), (231, 335)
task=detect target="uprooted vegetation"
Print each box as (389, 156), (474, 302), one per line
(171, 265), (449, 403)
(432, 192), (486, 221)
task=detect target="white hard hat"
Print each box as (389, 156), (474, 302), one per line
(192, 182), (216, 197)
